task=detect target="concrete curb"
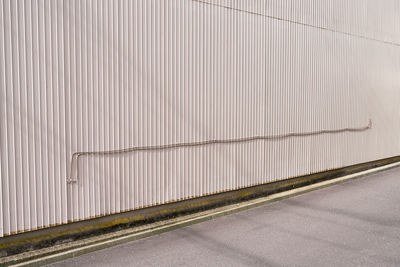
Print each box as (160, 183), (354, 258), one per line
(5, 161), (400, 267)
(4, 155), (400, 257)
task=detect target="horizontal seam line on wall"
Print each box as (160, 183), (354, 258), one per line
(192, 0), (400, 47)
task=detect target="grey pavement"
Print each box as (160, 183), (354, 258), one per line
(50, 167), (400, 267)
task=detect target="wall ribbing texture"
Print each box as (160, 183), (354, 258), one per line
(0, 0), (399, 236)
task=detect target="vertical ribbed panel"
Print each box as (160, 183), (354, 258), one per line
(1, 0), (400, 236)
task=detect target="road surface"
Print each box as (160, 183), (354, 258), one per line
(50, 166), (400, 267)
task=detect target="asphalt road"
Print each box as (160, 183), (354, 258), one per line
(50, 167), (400, 267)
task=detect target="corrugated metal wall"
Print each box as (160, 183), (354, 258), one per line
(0, 0), (399, 237)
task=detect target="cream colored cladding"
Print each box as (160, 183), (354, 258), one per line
(0, 0), (399, 236)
